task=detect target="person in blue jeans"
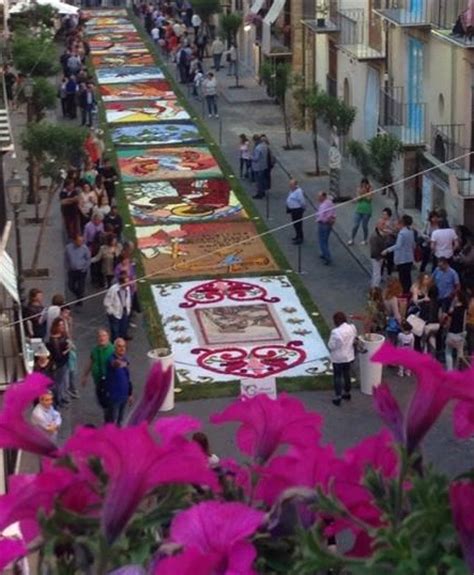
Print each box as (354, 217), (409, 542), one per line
(348, 178), (372, 245)
(316, 192), (336, 265)
(104, 338), (133, 426)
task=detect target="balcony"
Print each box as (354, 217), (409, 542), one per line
(431, 0), (474, 48)
(379, 87), (426, 146)
(424, 123), (474, 196)
(373, 0), (432, 28)
(301, 0), (341, 34)
(336, 8), (385, 61)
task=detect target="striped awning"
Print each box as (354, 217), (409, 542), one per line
(0, 109), (13, 153)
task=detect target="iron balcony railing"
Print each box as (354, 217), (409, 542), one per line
(337, 7), (385, 59)
(373, 0), (432, 27)
(379, 87), (426, 145)
(431, 124), (467, 167)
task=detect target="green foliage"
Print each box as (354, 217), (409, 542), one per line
(260, 62), (293, 148)
(190, 0), (220, 21)
(21, 122), (88, 178)
(348, 139), (372, 178)
(31, 77), (57, 121)
(9, 4), (57, 32)
(220, 13), (242, 45)
(349, 133), (403, 184)
(324, 96), (357, 136)
(12, 34), (58, 77)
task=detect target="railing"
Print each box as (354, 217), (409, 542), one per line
(373, 0), (432, 26)
(431, 124), (467, 167)
(379, 87), (426, 145)
(337, 7), (385, 57)
(431, 0), (467, 29)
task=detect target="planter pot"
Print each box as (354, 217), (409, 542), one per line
(317, 17), (326, 27)
(359, 333), (385, 395)
(147, 348), (174, 411)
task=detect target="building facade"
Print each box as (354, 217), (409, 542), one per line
(301, 0), (474, 227)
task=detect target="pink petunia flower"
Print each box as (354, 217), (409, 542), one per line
(372, 344), (474, 453)
(64, 423), (219, 544)
(153, 547), (216, 575)
(210, 394), (322, 464)
(0, 373), (58, 457)
(154, 414), (201, 445)
(453, 400), (474, 439)
(449, 482), (474, 571)
(0, 461), (96, 543)
(0, 537), (26, 571)
(126, 363), (173, 426)
(373, 383), (405, 443)
(170, 501), (265, 575)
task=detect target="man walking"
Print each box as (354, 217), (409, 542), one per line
(286, 179), (306, 244)
(316, 192), (336, 265)
(81, 328), (115, 412)
(78, 82), (96, 127)
(210, 37), (225, 71)
(251, 135), (268, 199)
(104, 338), (133, 426)
(104, 271), (132, 342)
(65, 235), (90, 306)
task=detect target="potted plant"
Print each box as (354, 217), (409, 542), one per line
(316, 1), (329, 27)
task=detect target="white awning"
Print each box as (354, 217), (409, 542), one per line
(250, 0), (265, 14)
(10, 0), (78, 14)
(0, 250), (18, 303)
(263, 0), (285, 23)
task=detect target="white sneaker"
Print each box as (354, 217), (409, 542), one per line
(208, 114), (212, 118)
(347, 240), (354, 246)
(360, 240), (367, 245)
(215, 114), (219, 118)
(398, 367), (404, 377)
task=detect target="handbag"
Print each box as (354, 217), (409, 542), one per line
(406, 314), (426, 337)
(386, 316), (400, 334)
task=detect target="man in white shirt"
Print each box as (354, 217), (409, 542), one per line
(31, 391), (62, 443)
(104, 271), (132, 343)
(328, 311), (357, 406)
(191, 12), (201, 36)
(151, 25), (160, 44)
(431, 221), (459, 263)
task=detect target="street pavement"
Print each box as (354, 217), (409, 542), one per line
(8, 48), (472, 475)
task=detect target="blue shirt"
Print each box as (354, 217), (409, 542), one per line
(432, 267), (460, 300)
(251, 142), (268, 172)
(286, 187), (306, 210)
(106, 353), (132, 403)
(386, 227), (415, 265)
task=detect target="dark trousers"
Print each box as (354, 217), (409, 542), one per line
(240, 158), (251, 178)
(68, 270), (87, 300)
(81, 105), (93, 127)
(289, 208), (304, 241)
(254, 170), (266, 198)
(66, 94), (76, 118)
(333, 362), (352, 398)
(397, 262), (413, 294)
(213, 53), (222, 71)
(206, 95), (218, 115)
(104, 400), (127, 426)
(108, 313), (129, 342)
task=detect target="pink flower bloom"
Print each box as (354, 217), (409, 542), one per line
(126, 363), (173, 426)
(64, 423), (218, 544)
(154, 414), (201, 445)
(0, 537), (26, 571)
(153, 547), (216, 575)
(255, 444), (336, 506)
(372, 344), (474, 452)
(211, 394), (322, 463)
(449, 482), (474, 571)
(0, 373), (58, 457)
(453, 401), (474, 439)
(170, 501), (265, 575)
(0, 462), (93, 543)
(373, 383), (405, 443)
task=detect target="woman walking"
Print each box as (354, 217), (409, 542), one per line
(47, 317), (71, 408)
(348, 178), (373, 246)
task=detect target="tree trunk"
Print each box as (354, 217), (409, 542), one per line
(30, 180), (58, 272)
(388, 180), (399, 218)
(282, 96), (293, 149)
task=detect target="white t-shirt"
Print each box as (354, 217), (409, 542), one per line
(431, 228), (458, 258)
(397, 331), (414, 349)
(151, 27), (159, 40)
(191, 14), (201, 27)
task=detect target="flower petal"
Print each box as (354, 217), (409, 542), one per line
(453, 401), (474, 439)
(154, 414), (201, 445)
(153, 547), (216, 575)
(126, 363), (173, 426)
(450, 482), (474, 571)
(0, 537), (26, 571)
(373, 383), (405, 443)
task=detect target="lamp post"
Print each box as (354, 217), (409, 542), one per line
(24, 76), (36, 215)
(7, 171), (25, 305)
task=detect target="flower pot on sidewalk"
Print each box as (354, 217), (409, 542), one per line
(147, 348), (174, 411)
(358, 333), (385, 395)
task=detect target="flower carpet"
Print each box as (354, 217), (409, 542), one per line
(86, 11), (330, 386)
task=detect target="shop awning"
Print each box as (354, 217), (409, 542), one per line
(263, 0), (284, 24)
(250, 0), (265, 14)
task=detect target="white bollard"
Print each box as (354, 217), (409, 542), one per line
(147, 348), (175, 411)
(359, 334), (386, 396)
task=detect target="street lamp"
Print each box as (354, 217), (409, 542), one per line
(24, 75), (36, 213)
(6, 171), (25, 305)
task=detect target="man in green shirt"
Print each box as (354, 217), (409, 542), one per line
(81, 328), (115, 409)
(348, 178), (373, 246)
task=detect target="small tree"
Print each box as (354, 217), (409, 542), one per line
(12, 34), (58, 77)
(294, 81), (330, 174)
(21, 123), (88, 272)
(220, 13), (242, 46)
(9, 5), (57, 32)
(261, 61), (294, 149)
(31, 77), (57, 121)
(324, 97), (357, 148)
(348, 133), (404, 215)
